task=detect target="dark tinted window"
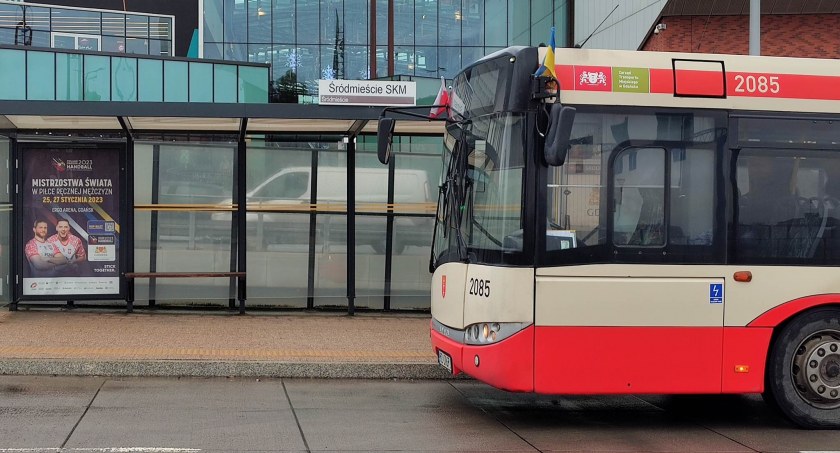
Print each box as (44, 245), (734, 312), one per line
(735, 149), (840, 264)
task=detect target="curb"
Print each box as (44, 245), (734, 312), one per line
(0, 359), (457, 379)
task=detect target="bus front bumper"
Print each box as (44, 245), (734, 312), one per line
(430, 319), (535, 392)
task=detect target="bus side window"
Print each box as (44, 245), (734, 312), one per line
(612, 147), (666, 247)
(735, 153), (840, 262)
(669, 147), (714, 246)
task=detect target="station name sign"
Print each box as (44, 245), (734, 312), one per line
(318, 80), (416, 106)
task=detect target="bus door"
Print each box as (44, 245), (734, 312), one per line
(536, 137), (724, 395)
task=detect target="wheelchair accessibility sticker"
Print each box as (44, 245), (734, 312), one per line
(709, 283), (723, 304)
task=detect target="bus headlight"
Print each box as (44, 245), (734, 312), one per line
(464, 322), (529, 345)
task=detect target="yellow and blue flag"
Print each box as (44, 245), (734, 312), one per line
(534, 27), (557, 79)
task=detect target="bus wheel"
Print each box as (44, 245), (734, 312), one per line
(767, 308), (840, 429)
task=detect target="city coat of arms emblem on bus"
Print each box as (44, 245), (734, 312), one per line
(441, 275), (446, 298)
(579, 71), (608, 87)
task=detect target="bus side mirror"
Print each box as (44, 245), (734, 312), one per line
(377, 118), (396, 164)
(544, 105), (576, 166)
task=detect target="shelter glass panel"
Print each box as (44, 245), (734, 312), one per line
(83, 55), (110, 101)
(137, 58), (163, 102)
(313, 213), (347, 307)
(133, 140), (236, 305)
(239, 65), (268, 103)
(353, 152), (388, 308)
(24, 51), (53, 101)
(55, 53), (83, 101)
(391, 152), (437, 308)
(111, 57), (137, 101)
(163, 60), (188, 102)
(354, 214), (386, 309)
(214, 64), (238, 103)
(245, 140), (313, 307)
(0, 49), (25, 100)
(189, 62), (214, 102)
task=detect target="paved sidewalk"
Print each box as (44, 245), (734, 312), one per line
(0, 308), (450, 379)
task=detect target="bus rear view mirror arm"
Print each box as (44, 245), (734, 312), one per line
(377, 117), (396, 164)
(376, 106), (452, 165)
(544, 104), (576, 166)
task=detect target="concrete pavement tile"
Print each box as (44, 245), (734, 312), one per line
(0, 376), (104, 407)
(0, 376), (104, 448)
(91, 377), (290, 410)
(0, 406), (85, 449)
(64, 406), (306, 451)
(283, 378), (471, 410)
(293, 407), (537, 452)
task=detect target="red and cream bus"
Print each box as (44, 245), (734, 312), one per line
(380, 46), (840, 428)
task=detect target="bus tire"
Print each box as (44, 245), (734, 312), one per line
(766, 307), (840, 429)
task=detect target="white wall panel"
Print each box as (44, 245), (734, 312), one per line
(575, 0), (667, 50)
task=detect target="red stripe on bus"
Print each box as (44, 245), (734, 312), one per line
(534, 326), (723, 394)
(674, 69), (726, 97)
(435, 324), (771, 395)
(562, 64), (840, 101)
(748, 294), (840, 327)
(557, 64), (576, 93)
(728, 72), (840, 100)
(430, 323), (535, 392)
(721, 327), (772, 393)
(650, 68), (674, 93)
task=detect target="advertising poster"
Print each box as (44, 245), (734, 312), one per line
(21, 148), (122, 297)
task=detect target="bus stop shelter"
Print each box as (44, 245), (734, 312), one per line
(0, 100), (445, 314)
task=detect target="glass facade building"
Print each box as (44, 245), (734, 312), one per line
(203, 0), (570, 99)
(0, 0), (174, 56)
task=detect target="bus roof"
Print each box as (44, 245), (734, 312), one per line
(552, 48), (840, 114)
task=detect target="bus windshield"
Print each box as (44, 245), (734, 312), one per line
(432, 113), (527, 269)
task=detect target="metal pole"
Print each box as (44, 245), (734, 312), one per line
(9, 139), (18, 311)
(749, 0), (760, 56)
(149, 145), (160, 308)
(383, 156), (395, 310)
(387, 0), (394, 76)
(346, 136), (355, 315)
(307, 150), (318, 309)
(236, 122), (247, 314)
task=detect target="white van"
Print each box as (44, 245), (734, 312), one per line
(212, 167), (434, 253)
